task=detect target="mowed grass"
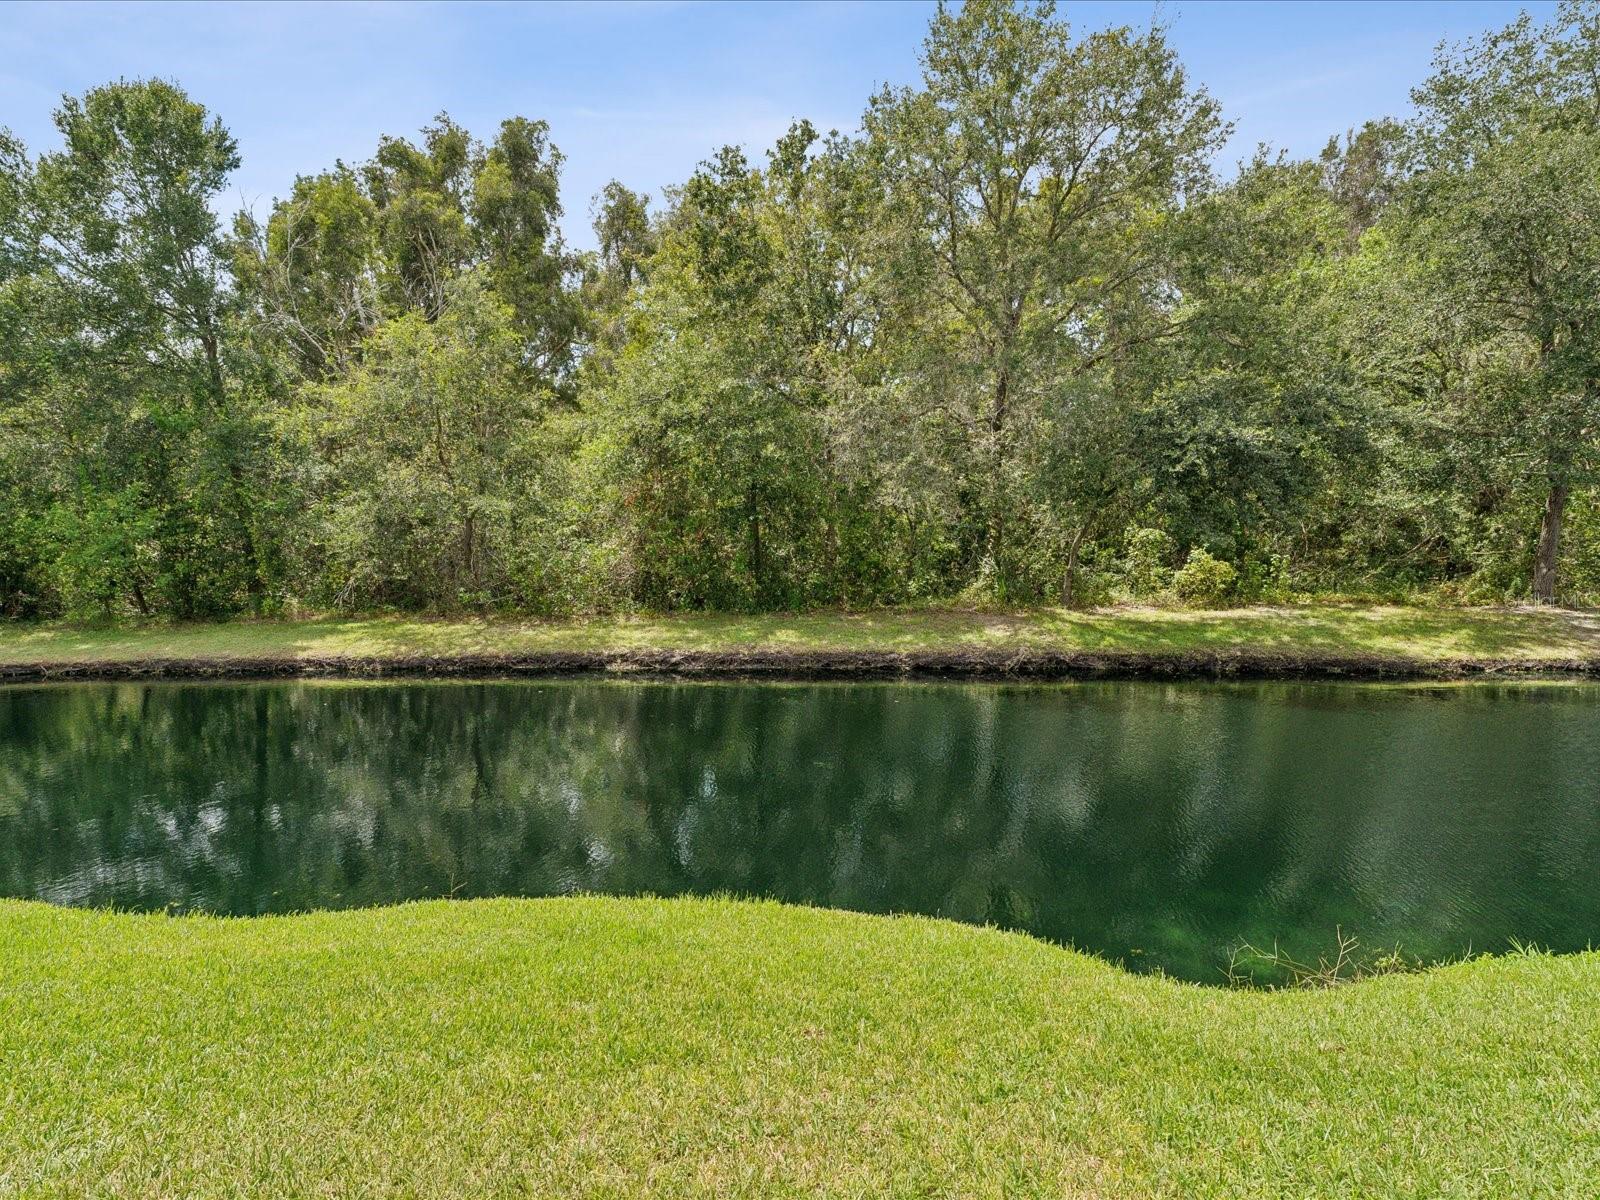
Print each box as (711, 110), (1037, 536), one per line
(0, 898), (1596, 1198)
(3, 603), (1599, 667)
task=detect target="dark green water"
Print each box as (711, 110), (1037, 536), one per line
(3, 678), (1599, 983)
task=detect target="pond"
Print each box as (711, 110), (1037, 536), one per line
(3, 678), (1598, 983)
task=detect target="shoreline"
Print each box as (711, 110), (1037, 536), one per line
(6, 645), (1600, 684)
(5, 605), (1600, 684)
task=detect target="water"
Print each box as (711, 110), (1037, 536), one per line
(2, 678), (1598, 983)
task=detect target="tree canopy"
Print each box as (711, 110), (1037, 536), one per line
(4, 1), (1600, 620)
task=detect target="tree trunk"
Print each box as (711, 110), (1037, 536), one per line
(129, 574), (151, 618)
(201, 323), (266, 610)
(748, 488), (763, 596)
(1060, 517), (1094, 608)
(984, 371), (1010, 576)
(461, 513), (477, 593)
(1532, 482), (1568, 605)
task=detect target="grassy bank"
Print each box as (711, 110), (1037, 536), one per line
(0, 897), (1595, 1197)
(2, 604), (1599, 674)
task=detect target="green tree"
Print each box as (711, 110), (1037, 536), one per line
(594, 181), (656, 291)
(1319, 118), (1406, 245)
(1395, 1), (1600, 602)
(5, 80), (269, 617)
(863, 0), (1224, 592)
(237, 114), (583, 391)
(1134, 154), (1374, 574)
(230, 164), (381, 382)
(582, 181), (657, 359)
(588, 143), (829, 609)
(294, 274), (550, 610)
(582, 122), (925, 610)
(358, 114), (581, 377)
(0, 130), (54, 615)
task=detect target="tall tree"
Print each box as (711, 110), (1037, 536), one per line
(238, 114), (583, 392)
(0, 130), (52, 615)
(863, 0), (1224, 590)
(1397, 0), (1600, 602)
(1319, 119), (1406, 245)
(586, 125), (905, 610)
(583, 181), (657, 358)
(292, 273), (548, 610)
(230, 164), (381, 382)
(8, 80), (268, 616)
(1136, 153), (1373, 565)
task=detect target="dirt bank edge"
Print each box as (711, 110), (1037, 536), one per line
(4, 647), (1599, 683)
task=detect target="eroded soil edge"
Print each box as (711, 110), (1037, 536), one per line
(5, 647), (1599, 683)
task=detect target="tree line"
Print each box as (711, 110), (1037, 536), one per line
(2, 0), (1598, 621)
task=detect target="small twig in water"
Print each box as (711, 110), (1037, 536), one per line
(1226, 927), (1422, 989)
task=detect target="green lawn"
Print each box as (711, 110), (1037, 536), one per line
(1, 897), (1595, 1198)
(3, 603), (1599, 668)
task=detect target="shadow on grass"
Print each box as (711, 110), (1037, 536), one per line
(3, 604), (1598, 665)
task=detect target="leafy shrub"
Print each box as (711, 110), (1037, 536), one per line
(1237, 552), (1292, 603)
(1069, 542), (1117, 608)
(1122, 528), (1175, 599)
(1172, 547), (1237, 607)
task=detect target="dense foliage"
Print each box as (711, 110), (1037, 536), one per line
(4, 0), (1599, 619)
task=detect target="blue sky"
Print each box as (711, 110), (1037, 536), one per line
(0, 1), (1558, 250)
